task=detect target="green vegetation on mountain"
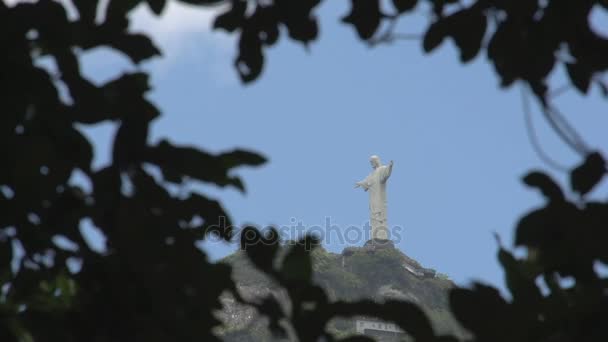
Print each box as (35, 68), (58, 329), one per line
(219, 244), (466, 341)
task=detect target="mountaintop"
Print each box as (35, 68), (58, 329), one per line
(216, 241), (466, 341)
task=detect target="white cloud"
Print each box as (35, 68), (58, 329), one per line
(129, 1), (237, 83)
(4, 0), (237, 83)
(131, 1), (229, 53)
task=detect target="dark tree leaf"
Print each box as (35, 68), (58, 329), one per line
(497, 246), (542, 305)
(450, 284), (511, 339)
(105, 0), (144, 21)
(235, 29), (264, 83)
(514, 205), (571, 249)
(228, 176), (246, 193)
(598, 80), (608, 97)
(571, 152), (606, 196)
(522, 171), (564, 203)
(275, 0), (321, 14)
(103, 72), (151, 100)
(423, 19), (448, 53)
(450, 9), (487, 62)
(583, 202), (608, 264)
(487, 20), (519, 87)
(514, 200), (587, 279)
(144, 140), (262, 191)
(566, 63), (592, 94)
(274, 0), (320, 45)
(73, 0), (100, 22)
(213, 0), (246, 32)
(63, 126), (94, 172)
(258, 296), (287, 337)
(218, 149), (267, 169)
(112, 119), (149, 169)
(284, 16), (318, 44)
(109, 33), (161, 64)
(0, 239), (13, 272)
(101, 73), (155, 122)
(392, 0), (417, 13)
(146, 0), (166, 15)
(248, 6), (280, 46)
(280, 236), (317, 282)
(240, 226), (280, 275)
(342, 0), (383, 40)
(289, 285), (330, 341)
(487, 19), (557, 90)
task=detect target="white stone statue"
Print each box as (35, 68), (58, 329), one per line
(355, 155), (393, 241)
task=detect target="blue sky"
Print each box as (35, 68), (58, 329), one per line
(74, 1), (608, 291)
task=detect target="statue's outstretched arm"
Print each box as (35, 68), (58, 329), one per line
(355, 181), (369, 191)
(381, 161), (394, 183)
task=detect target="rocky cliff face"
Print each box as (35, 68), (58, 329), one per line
(215, 244), (466, 341)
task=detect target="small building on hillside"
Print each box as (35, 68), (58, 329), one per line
(355, 318), (407, 341)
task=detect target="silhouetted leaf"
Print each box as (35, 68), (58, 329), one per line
(109, 33), (161, 64)
(213, 0), (246, 32)
(73, 0), (100, 22)
(219, 149), (267, 169)
(342, 0), (383, 40)
(497, 246), (542, 305)
(228, 176), (246, 193)
(284, 15), (318, 44)
(392, 0), (417, 13)
(583, 202), (608, 264)
(450, 284), (511, 339)
(423, 19), (447, 53)
(566, 63), (592, 94)
(241, 226), (280, 275)
(426, 8), (487, 61)
(0, 239), (12, 271)
(181, 193), (233, 240)
(248, 6), (280, 46)
(450, 8), (487, 62)
(258, 296), (287, 337)
(106, 0), (143, 21)
(523, 171), (564, 203)
(515, 204), (577, 249)
(514, 200), (592, 279)
(598, 80), (608, 97)
(102, 72), (151, 104)
(487, 17), (557, 90)
(571, 152), (606, 196)
(146, 0), (166, 15)
(112, 119), (149, 168)
(235, 29), (264, 82)
(281, 237), (316, 282)
(145, 140), (260, 191)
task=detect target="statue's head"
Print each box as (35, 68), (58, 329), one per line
(370, 155), (381, 169)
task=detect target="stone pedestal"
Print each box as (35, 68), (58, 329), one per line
(364, 238), (394, 250)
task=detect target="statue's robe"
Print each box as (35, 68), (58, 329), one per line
(358, 164), (392, 240)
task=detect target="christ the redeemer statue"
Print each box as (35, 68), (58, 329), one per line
(355, 155), (393, 241)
